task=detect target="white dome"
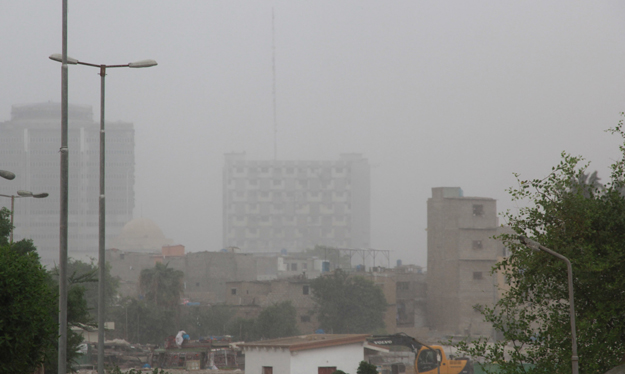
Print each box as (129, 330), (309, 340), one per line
(109, 217), (173, 252)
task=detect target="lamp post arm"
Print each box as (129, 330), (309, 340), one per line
(518, 235), (578, 374)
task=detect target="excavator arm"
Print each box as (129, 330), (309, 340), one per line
(367, 333), (424, 354)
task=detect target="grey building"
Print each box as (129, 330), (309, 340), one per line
(222, 153), (370, 252)
(426, 187), (507, 338)
(0, 102), (135, 265)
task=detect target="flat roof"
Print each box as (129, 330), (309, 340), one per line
(240, 334), (370, 352)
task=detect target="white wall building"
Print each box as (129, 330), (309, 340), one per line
(241, 334), (369, 374)
(223, 153), (370, 253)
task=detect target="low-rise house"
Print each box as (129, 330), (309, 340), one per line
(240, 334), (370, 374)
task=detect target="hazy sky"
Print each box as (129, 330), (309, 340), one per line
(1, 1), (624, 266)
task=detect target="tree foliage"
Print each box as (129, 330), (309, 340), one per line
(254, 301), (300, 339)
(310, 269), (387, 333)
(182, 304), (234, 339)
(0, 244), (57, 373)
(455, 121), (625, 374)
(139, 262), (184, 309)
(357, 360), (378, 374)
(110, 298), (176, 345)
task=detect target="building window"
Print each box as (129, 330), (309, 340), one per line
(473, 204), (484, 216)
(318, 367), (337, 374)
(291, 263), (298, 271)
(196, 282), (200, 287)
(262, 367), (273, 374)
(300, 315), (311, 322)
(473, 272), (483, 280)
(231, 288), (237, 295)
(303, 285), (309, 295)
(472, 240), (483, 250)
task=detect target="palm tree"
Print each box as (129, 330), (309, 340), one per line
(139, 262), (184, 309)
(571, 170), (603, 198)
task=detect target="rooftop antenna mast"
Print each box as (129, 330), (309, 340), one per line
(272, 7), (278, 161)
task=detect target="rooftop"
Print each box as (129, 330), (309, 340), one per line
(240, 334), (369, 352)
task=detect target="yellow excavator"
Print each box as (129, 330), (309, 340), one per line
(367, 333), (473, 374)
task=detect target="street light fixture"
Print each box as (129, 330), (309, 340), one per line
(49, 53), (156, 374)
(0, 170), (16, 180)
(0, 190), (49, 244)
(518, 235), (578, 374)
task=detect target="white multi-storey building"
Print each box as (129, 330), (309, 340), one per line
(0, 102), (135, 265)
(223, 153), (370, 253)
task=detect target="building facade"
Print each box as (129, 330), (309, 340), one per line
(222, 153), (370, 253)
(0, 102), (135, 265)
(241, 334), (368, 374)
(426, 187), (507, 338)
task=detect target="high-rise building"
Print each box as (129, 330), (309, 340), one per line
(0, 102), (135, 265)
(222, 153), (370, 253)
(426, 187), (508, 338)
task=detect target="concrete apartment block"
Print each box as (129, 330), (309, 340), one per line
(222, 153), (370, 253)
(426, 187), (507, 338)
(0, 102), (135, 265)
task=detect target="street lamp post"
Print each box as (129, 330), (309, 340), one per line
(518, 235), (578, 374)
(49, 54), (156, 374)
(0, 190), (49, 244)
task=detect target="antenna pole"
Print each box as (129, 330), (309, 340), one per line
(272, 7), (277, 160)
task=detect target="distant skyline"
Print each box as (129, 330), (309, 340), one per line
(1, 1), (624, 267)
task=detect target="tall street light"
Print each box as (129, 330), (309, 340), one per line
(0, 190), (49, 244)
(49, 53), (156, 374)
(0, 170), (16, 180)
(518, 235), (578, 374)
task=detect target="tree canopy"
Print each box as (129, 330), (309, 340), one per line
(254, 301), (300, 339)
(456, 122), (625, 373)
(0, 238), (57, 373)
(139, 262), (184, 309)
(310, 269), (387, 333)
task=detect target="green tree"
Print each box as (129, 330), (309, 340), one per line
(112, 298), (176, 345)
(254, 301), (300, 339)
(225, 317), (256, 342)
(45, 260), (98, 374)
(182, 304), (233, 338)
(61, 258), (119, 320)
(0, 207), (11, 246)
(455, 122), (625, 373)
(139, 262), (184, 309)
(310, 269), (387, 333)
(0, 245), (57, 373)
(357, 360), (378, 374)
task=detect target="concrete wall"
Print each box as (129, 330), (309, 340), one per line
(244, 347), (291, 374)
(243, 343), (364, 374)
(426, 187), (504, 338)
(359, 272), (397, 333)
(290, 343), (363, 374)
(225, 278), (317, 334)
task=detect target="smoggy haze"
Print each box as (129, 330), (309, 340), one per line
(1, 1), (624, 266)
